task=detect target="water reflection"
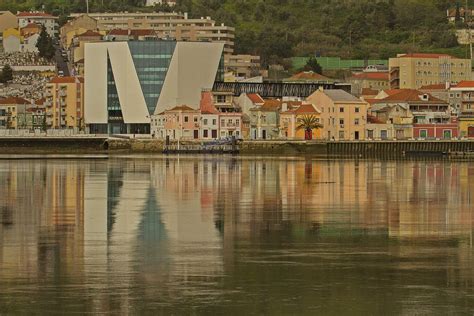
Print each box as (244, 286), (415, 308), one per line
(0, 157), (473, 314)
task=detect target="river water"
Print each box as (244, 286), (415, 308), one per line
(0, 156), (473, 315)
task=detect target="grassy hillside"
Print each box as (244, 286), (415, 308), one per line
(1, 0), (473, 65)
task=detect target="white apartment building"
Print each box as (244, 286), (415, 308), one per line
(70, 11), (235, 54)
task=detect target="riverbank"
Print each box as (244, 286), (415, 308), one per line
(1, 137), (474, 157)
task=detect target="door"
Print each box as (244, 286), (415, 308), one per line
(419, 129), (427, 139)
(262, 130), (267, 140)
(380, 130), (387, 140)
(443, 130), (452, 139)
(468, 126), (474, 138)
(193, 130), (199, 139)
(354, 131), (360, 140)
(212, 129), (217, 139)
(396, 129), (404, 140)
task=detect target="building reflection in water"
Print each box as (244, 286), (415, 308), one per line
(0, 157), (473, 313)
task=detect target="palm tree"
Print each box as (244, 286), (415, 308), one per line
(297, 115), (323, 140)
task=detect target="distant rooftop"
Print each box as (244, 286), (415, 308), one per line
(323, 89), (364, 103)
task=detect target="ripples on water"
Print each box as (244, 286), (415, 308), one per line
(0, 156), (473, 314)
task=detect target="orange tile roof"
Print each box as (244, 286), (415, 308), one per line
(419, 83), (447, 90)
(377, 89), (446, 104)
(168, 105), (197, 112)
(247, 93), (264, 104)
(17, 12), (55, 18)
(0, 97), (30, 105)
(398, 53), (455, 59)
(351, 72), (389, 80)
(49, 77), (84, 84)
(383, 89), (402, 96)
(282, 103), (320, 115)
(130, 29), (155, 36)
(361, 88), (379, 96)
(34, 98), (45, 105)
(454, 81), (474, 88)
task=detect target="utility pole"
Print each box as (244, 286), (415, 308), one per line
(86, 0), (89, 14)
(467, 0), (473, 62)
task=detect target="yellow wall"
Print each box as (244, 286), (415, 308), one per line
(459, 119), (474, 138)
(2, 27), (21, 40)
(46, 81), (84, 129)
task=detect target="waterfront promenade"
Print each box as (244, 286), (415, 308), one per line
(0, 136), (474, 157)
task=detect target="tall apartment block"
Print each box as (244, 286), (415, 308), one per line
(389, 53), (472, 90)
(69, 12), (235, 54)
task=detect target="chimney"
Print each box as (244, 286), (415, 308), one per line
(281, 102), (288, 113)
(445, 81), (450, 89)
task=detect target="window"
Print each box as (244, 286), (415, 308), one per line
(339, 119), (344, 125)
(339, 131), (345, 140)
(212, 119), (216, 125)
(194, 116), (198, 123)
(354, 118), (359, 125)
(203, 119), (208, 125)
(339, 107), (344, 113)
(355, 107), (360, 113)
(419, 129), (428, 138)
(221, 119), (225, 126)
(236, 119), (240, 125)
(203, 130), (208, 138)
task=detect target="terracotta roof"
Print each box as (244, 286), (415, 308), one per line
(247, 93), (264, 104)
(287, 71), (330, 81)
(168, 105), (197, 112)
(361, 88), (379, 96)
(398, 53), (455, 59)
(282, 103), (321, 115)
(130, 29), (155, 36)
(34, 98), (45, 105)
(17, 12), (55, 18)
(419, 83), (447, 90)
(377, 89), (446, 104)
(251, 99), (281, 112)
(323, 90), (364, 103)
(351, 72), (389, 80)
(108, 29), (129, 36)
(78, 30), (102, 37)
(49, 77), (84, 84)
(22, 22), (41, 29)
(383, 89), (402, 96)
(0, 97), (30, 105)
(454, 81), (474, 88)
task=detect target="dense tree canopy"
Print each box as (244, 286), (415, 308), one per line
(0, 0), (471, 64)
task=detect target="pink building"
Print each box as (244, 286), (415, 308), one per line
(162, 105), (200, 140)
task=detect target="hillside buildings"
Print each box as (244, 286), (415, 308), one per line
(69, 12), (235, 54)
(389, 53), (471, 90)
(17, 12), (58, 37)
(84, 41), (225, 134)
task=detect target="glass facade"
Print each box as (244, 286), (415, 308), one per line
(129, 41), (176, 115)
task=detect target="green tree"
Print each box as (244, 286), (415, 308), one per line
(303, 56), (323, 74)
(297, 115), (323, 140)
(0, 64), (13, 85)
(36, 26), (56, 60)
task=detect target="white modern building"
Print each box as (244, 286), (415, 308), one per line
(84, 40), (225, 134)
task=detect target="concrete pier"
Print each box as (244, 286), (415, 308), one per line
(0, 137), (473, 157)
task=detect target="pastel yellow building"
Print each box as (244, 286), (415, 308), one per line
(389, 53), (471, 89)
(45, 77), (84, 129)
(279, 103), (322, 140)
(307, 88), (368, 141)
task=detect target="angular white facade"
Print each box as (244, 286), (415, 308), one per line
(84, 41), (224, 133)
